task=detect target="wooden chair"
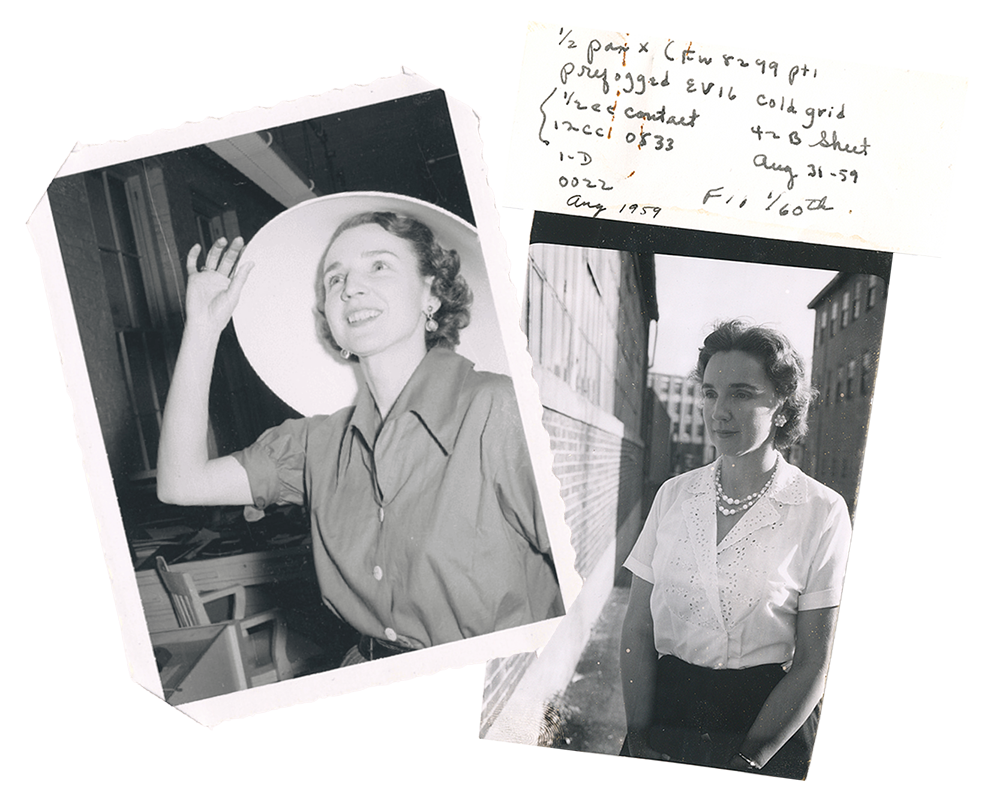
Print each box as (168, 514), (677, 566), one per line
(155, 556), (293, 687)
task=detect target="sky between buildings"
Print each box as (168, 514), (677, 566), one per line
(650, 254), (837, 381)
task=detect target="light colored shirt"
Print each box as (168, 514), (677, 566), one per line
(625, 456), (851, 670)
(232, 347), (562, 650)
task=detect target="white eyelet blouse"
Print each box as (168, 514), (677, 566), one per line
(624, 456), (852, 670)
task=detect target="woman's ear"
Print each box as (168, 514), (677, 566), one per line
(422, 275), (439, 313)
(425, 290), (441, 316)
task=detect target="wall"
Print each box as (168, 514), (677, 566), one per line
(807, 272), (889, 515)
(480, 243), (659, 739)
(48, 174), (144, 484)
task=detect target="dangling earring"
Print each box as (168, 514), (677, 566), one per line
(774, 413), (787, 427)
(425, 306), (438, 333)
(340, 348), (351, 360)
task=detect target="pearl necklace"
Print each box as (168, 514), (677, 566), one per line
(714, 467), (775, 517)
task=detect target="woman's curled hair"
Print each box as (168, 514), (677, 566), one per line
(314, 211), (473, 359)
(694, 319), (815, 449)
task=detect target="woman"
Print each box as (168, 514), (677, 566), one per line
(620, 320), (851, 779)
(157, 200), (562, 664)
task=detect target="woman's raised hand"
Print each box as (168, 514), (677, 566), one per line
(158, 235), (256, 508)
(184, 237), (254, 336)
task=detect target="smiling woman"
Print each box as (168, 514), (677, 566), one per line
(313, 211), (474, 418)
(156, 193), (564, 666)
(620, 319), (851, 779)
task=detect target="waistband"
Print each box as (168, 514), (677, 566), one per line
(357, 634), (416, 661)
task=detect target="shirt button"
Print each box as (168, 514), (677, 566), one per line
(384, 627), (397, 641)
(373, 565), (384, 581)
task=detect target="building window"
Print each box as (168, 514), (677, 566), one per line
(819, 307), (828, 344)
(85, 170), (158, 331)
(831, 299), (839, 337)
(853, 282), (862, 319)
(861, 351), (874, 395)
(841, 292), (850, 329)
(867, 275), (878, 309)
(846, 358), (857, 399)
(524, 256), (543, 346)
(836, 365), (845, 402)
(84, 168), (180, 476)
(525, 245), (621, 412)
(192, 191), (241, 255)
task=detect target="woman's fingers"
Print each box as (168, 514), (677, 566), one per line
(216, 236), (244, 277)
(225, 261), (255, 305)
(204, 237), (228, 272)
(186, 237), (246, 279)
(185, 243), (202, 277)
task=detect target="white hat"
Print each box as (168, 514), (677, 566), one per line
(233, 191), (506, 417)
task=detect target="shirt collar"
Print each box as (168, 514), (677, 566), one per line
(689, 453), (808, 505)
(348, 347), (475, 454)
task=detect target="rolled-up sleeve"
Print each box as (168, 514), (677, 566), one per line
(624, 479), (676, 585)
(798, 493), (852, 611)
(230, 418), (309, 509)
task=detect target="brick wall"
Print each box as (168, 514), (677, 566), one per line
(480, 407), (648, 735)
(480, 242), (660, 738)
(545, 409), (622, 578)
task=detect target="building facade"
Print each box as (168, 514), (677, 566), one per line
(481, 242), (669, 739)
(806, 271), (889, 515)
(650, 372), (716, 475)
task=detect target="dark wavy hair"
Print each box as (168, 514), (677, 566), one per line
(314, 211), (473, 360)
(693, 319), (815, 449)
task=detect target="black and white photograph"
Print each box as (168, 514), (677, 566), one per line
(30, 78), (572, 720)
(482, 213), (889, 780)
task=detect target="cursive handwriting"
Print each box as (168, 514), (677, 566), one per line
(623, 105), (700, 127)
(753, 153), (798, 190)
(566, 193), (608, 217)
(809, 130), (871, 156)
(703, 186), (835, 216)
(532, 24), (877, 230)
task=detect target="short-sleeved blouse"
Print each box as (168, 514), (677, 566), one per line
(232, 347), (562, 650)
(624, 456), (851, 670)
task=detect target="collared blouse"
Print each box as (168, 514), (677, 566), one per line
(232, 347), (562, 650)
(624, 456), (851, 670)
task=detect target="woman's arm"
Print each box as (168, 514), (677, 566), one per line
(156, 238), (255, 507)
(620, 576), (662, 758)
(730, 605), (839, 769)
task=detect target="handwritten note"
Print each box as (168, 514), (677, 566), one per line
(507, 22), (966, 254)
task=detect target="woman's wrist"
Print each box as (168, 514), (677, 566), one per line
(181, 322), (224, 352)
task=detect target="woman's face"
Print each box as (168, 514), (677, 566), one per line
(322, 223), (436, 360)
(701, 350), (784, 458)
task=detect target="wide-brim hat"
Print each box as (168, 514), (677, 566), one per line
(233, 191), (507, 417)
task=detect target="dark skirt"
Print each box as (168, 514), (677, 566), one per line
(621, 654), (820, 780)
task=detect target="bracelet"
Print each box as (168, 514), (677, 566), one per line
(736, 752), (762, 770)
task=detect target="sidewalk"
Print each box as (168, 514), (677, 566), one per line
(545, 584), (630, 755)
